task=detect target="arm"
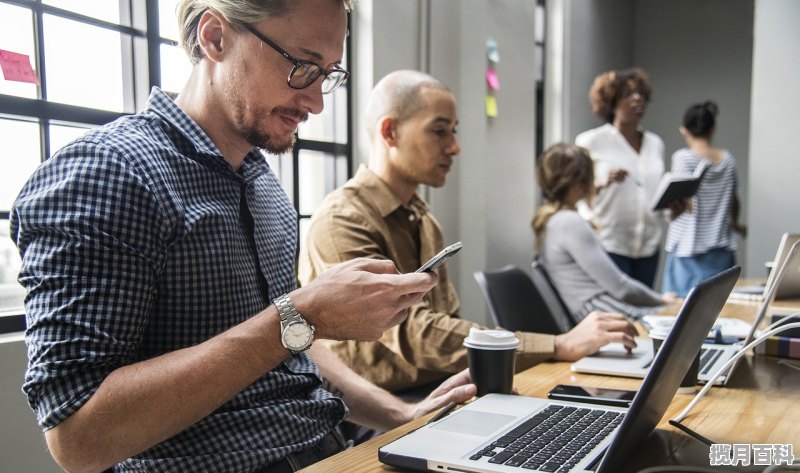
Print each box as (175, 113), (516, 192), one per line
(308, 344), (476, 431)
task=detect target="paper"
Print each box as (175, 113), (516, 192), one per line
(485, 95), (497, 118)
(0, 49), (39, 84)
(485, 38), (500, 63)
(486, 68), (500, 90)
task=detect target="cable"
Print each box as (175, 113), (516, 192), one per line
(762, 311), (800, 333)
(672, 322), (800, 424)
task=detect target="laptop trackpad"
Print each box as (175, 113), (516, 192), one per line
(430, 410), (517, 436)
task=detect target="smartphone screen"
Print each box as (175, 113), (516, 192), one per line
(415, 242), (463, 273)
(546, 384), (636, 407)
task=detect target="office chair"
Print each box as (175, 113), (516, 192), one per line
(530, 259), (578, 333)
(473, 265), (565, 334)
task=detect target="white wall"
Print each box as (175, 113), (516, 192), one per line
(747, 0), (800, 273)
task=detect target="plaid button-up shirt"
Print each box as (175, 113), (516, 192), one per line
(11, 87), (345, 472)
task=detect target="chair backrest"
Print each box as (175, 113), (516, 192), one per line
(473, 265), (564, 334)
(530, 259), (577, 333)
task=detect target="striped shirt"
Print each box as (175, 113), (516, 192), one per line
(665, 148), (738, 257)
(11, 87), (346, 472)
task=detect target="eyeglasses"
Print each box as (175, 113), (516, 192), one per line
(244, 24), (349, 94)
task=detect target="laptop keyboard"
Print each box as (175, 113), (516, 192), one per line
(468, 404), (624, 472)
(699, 347), (724, 375)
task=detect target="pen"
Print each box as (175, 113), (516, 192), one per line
(426, 401), (458, 424)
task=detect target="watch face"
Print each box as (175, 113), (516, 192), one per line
(283, 321), (313, 350)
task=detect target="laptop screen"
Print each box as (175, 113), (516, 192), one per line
(596, 265), (740, 473)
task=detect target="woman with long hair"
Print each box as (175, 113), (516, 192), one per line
(533, 143), (676, 321)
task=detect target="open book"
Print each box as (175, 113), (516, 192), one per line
(650, 163), (710, 210)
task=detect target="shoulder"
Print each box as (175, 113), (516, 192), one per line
(548, 209), (589, 230)
(643, 130), (665, 150)
(575, 124), (609, 147)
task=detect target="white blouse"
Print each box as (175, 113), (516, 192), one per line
(576, 123), (665, 258)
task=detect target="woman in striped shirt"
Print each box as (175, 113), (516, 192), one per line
(662, 101), (747, 296)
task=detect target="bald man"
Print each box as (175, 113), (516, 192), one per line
(299, 70), (638, 396)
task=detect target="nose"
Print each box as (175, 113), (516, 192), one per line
(446, 135), (461, 156)
(300, 78), (325, 115)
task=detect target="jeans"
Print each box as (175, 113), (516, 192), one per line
(608, 251), (660, 288)
(663, 248), (736, 297)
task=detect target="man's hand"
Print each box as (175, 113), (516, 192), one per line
(292, 258), (438, 341)
(553, 311), (638, 361)
(405, 369), (477, 423)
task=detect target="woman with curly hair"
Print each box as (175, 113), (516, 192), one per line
(533, 143), (675, 322)
(575, 67), (665, 288)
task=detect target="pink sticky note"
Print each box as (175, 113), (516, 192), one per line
(486, 68), (500, 91)
(0, 49), (40, 85)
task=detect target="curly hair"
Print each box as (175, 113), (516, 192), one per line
(588, 67), (652, 123)
(532, 143), (595, 250)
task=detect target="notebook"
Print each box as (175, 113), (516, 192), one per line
(378, 266), (740, 473)
(729, 232), (800, 301)
(573, 242), (800, 385)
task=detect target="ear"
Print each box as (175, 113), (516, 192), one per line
(379, 117), (399, 147)
(196, 10), (227, 62)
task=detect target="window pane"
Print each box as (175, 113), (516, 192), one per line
(0, 119), (41, 212)
(0, 217), (25, 307)
(298, 150), (347, 215)
(0, 4), (38, 99)
(160, 43), (192, 95)
(50, 123), (92, 157)
(297, 85), (348, 143)
(43, 14), (128, 112)
(159, 0), (181, 41)
(262, 150), (294, 204)
(43, 0), (122, 24)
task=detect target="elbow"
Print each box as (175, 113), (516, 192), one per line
(45, 424), (114, 473)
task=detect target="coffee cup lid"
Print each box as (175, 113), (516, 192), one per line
(463, 328), (519, 350)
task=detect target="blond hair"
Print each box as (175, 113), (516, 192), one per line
(177, 0), (355, 64)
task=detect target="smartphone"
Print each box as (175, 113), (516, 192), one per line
(415, 242), (463, 273)
(546, 384), (636, 408)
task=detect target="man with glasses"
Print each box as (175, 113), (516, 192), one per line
(11, 1), (476, 472)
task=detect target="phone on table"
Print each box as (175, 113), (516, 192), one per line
(546, 384), (636, 408)
(415, 242), (463, 273)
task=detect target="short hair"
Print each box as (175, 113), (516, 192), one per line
(587, 67), (652, 123)
(177, 0), (355, 65)
(682, 101), (719, 139)
(365, 70), (451, 138)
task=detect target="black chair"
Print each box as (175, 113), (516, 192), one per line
(530, 259), (578, 333)
(473, 265), (567, 334)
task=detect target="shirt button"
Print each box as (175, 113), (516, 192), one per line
(409, 214), (416, 221)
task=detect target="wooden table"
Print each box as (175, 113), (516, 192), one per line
(301, 298), (800, 472)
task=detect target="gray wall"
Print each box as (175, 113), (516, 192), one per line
(747, 0), (800, 273)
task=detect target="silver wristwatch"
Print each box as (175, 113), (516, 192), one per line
(274, 293), (315, 354)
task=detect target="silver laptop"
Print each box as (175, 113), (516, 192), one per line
(378, 266), (740, 473)
(573, 239), (800, 385)
(730, 232), (800, 301)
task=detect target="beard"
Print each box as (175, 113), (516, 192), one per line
(231, 90), (306, 155)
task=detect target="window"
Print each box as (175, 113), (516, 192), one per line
(0, 0), (353, 318)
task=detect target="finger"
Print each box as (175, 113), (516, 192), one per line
(432, 369), (472, 396)
(348, 257), (398, 274)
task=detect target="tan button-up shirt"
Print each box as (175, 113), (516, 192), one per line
(299, 166), (555, 392)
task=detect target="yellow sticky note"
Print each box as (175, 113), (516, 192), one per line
(485, 95), (498, 118)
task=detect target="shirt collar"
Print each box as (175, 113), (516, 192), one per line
(145, 87), (267, 183)
(350, 165), (429, 218)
